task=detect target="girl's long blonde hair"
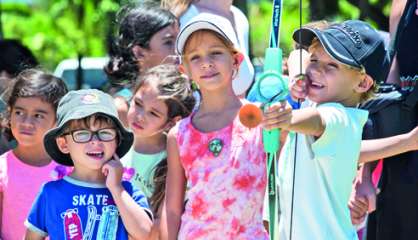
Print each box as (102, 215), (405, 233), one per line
(161, 0), (195, 17)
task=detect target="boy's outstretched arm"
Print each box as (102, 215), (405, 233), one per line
(359, 126), (418, 163)
(103, 156), (152, 239)
(160, 128), (186, 240)
(263, 67), (325, 137)
(263, 102), (325, 137)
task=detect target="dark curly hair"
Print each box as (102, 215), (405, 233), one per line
(105, 2), (177, 87)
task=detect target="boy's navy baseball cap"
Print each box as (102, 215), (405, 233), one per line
(44, 89), (134, 166)
(293, 20), (387, 82)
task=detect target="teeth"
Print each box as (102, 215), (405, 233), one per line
(311, 82), (324, 87)
(87, 152), (104, 157)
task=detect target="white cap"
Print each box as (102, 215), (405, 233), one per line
(176, 13), (254, 95)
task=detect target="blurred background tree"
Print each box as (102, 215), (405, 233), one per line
(0, 0), (123, 70)
(247, 0), (392, 58)
(0, 0), (392, 70)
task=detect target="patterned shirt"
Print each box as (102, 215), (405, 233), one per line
(174, 112), (269, 240)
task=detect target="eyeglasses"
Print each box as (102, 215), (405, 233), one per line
(62, 128), (118, 143)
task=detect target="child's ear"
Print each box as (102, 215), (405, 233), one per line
(56, 137), (70, 154)
(233, 52), (244, 68)
(178, 64), (187, 75)
(172, 115), (182, 123)
(132, 45), (147, 61)
(165, 116), (182, 130)
(354, 74), (374, 93)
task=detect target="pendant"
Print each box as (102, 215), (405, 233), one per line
(208, 138), (223, 157)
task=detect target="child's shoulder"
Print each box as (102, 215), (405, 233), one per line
(316, 102), (368, 121)
(42, 177), (67, 189)
(172, 114), (193, 134)
(313, 102), (368, 143)
(0, 150), (10, 167)
(0, 149), (14, 161)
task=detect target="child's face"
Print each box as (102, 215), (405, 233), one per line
(10, 97), (56, 147)
(57, 117), (118, 171)
(182, 32), (239, 92)
(140, 23), (179, 72)
(127, 84), (169, 138)
(306, 45), (365, 106)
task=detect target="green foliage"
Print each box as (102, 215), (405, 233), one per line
(1, 0), (122, 70)
(249, 0), (391, 58)
(1, 0), (393, 69)
(249, 0), (309, 58)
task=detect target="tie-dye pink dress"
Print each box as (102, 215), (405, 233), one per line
(175, 112), (269, 240)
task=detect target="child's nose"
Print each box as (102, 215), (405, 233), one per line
(21, 116), (35, 127)
(136, 109), (146, 122)
(201, 56), (214, 68)
(307, 66), (320, 77)
(89, 134), (104, 145)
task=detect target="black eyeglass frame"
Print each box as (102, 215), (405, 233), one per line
(61, 128), (120, 144)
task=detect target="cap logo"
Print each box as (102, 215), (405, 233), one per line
(335, 24), (363, 49)
(80, 93), (99, 104)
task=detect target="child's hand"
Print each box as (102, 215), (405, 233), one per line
(102, 154), (124, 190)
(289, 74), (308, 102)
(348, 176), (377, 224)
(287, 48), (310, 79)
(262, 101), (292, 130)
(287, 48), (310, 102)
(349, 196), (368, 225)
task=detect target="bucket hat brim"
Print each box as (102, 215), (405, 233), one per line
(44, 91), (133, 166)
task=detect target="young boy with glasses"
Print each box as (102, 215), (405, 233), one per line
(24, 89), (152, 239)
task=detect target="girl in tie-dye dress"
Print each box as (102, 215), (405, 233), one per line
(161, 13), (288, 240)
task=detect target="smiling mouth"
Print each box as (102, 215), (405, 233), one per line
(86, 151), (105, 160)
(310, 81), (325, 89)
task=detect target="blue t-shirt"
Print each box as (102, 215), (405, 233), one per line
(25, 176), (152, 240)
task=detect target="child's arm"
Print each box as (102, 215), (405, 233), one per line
(264, 67), (326, 137)
(147, 201), (165, 240)
(263, 102), (325, 137)
(24, 229), (45, 240)
(359, 126), (418, 163)
(103, 155), (152, 239)
(160, 129), (186, 240)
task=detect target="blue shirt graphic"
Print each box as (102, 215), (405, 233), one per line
(25, 176), (151, 240)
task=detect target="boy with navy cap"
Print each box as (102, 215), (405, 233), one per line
(24, 89), (152, 239)
(268, 20), (386, 239)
